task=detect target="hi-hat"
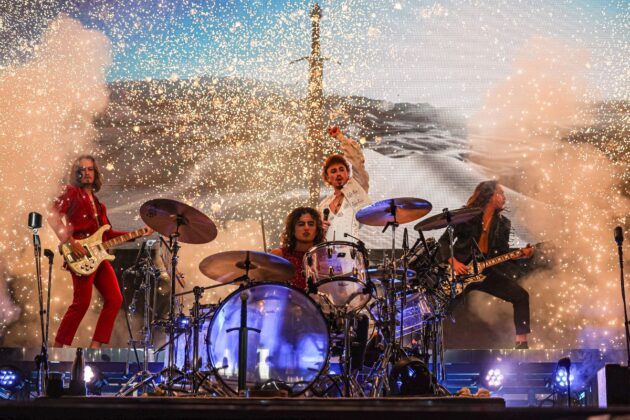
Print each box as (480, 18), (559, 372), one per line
(356, 197), (432, 226)
(140, 198), (217, 244)
(199, 250), (294, 283)
(413, 207), (482, 231)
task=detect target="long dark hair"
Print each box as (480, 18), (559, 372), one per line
(465, 180), (499, 210)
(69, 155), (103, 192)
(281, 207), (325, 251)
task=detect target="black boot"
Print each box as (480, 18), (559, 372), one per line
(515, 341), (529, 350)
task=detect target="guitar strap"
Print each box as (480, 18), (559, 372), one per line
(90, 194), (102, 229)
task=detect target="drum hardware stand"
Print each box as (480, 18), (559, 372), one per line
(226, 291), (261, 395)
(224, 253), (262, 395)
(118, 241), (160, 396)
(172, 280), (240, 395)
(340, 310), (366, 397)
(135, 222), (185, 396)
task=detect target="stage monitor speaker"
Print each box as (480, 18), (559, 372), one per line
(597, 364), (630, 407)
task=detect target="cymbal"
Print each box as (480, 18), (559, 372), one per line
(413, 207), (482, 231)
(199, 250), (294, 283)
(140, 199), (217, 244)
(356, 197), (432, 226)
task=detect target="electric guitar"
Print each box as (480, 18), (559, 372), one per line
(60, 224), (150, 276)
(444, 247), (531, 296)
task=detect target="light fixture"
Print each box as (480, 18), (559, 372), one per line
(0, 365), (27, 400)
(485, 368), (504, 389)
(0, 365), (25, 392)
(555, 367), (574, 388)
(84, 364), (107, 395)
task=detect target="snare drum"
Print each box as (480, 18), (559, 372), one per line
(303, 241), (370, 313)
(206, 282), (329, 396)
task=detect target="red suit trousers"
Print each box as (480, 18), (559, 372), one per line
(55, 261), (123, 345)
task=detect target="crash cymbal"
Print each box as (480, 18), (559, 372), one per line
(140, 198), (217, 244)
(199, 250), (294, 283)
(356, 197), (432, 226)
(413, 207), (482, 231)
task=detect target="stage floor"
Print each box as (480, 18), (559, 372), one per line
(0, 347), (628, 410)
(2, 396), (630, 420)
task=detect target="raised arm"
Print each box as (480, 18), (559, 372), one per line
(327, 127), (369, 193)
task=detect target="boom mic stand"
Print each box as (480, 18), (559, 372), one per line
(614, 226), (629, 366)
(28, 212), (49, 396)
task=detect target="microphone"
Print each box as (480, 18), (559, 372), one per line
(44, 249), (54, 262)
(323, 208), (330, 221)
(28, 212), (42, 230)
(615, 226), (624, 246)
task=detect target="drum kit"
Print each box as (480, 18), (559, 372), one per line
(116, 197), (482, 397)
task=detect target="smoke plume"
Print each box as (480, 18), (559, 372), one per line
(0, 15), (112, 346)
(468, 36), (629, 348)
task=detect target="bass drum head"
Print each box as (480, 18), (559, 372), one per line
(207, 283), (329, 396)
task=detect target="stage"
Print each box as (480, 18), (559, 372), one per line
(1, 346), (629, 415)
(2, 394), (630, 420)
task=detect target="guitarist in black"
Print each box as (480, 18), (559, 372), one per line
(48, 155), (152, 349)
(438, 180), (534, 349)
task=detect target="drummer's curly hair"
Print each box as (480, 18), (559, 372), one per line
(281, 207), (325, 251)
(466, 180), (500, 210)
(69, 155), (103, 192)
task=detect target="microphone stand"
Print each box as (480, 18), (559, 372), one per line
(36, 249), (54, 396)
(28, 212), (48, 396)
(616, 230), (629, 367)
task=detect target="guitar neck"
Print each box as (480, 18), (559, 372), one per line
(478, 249), (524, 270)
(102, 228), (147, 250)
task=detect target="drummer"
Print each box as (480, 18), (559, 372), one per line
(271, 207), (325, 290)
(318, 127), (371, 241)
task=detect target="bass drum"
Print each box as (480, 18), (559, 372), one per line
(206, 282), (329, 396)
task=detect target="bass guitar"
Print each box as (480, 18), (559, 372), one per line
(60, 225), (149, 276)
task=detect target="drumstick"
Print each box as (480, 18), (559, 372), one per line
(260, 212), (268, 253)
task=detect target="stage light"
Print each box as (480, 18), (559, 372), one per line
(485, 368), (504, 388)
(176, 314), (190, 329)
(84, 365), (95, 383)
(84, 364), (107, 395)
(0, 365), (25, 392)
(555, 368), (574, 388)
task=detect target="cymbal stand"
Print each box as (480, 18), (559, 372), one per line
(442, 208), (462, 298)
(141, 220), (184, 396)
(370, 200), (410, 396)
(117, 242), (160, 396)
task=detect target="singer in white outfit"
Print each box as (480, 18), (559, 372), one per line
(318, 127), (371, 242)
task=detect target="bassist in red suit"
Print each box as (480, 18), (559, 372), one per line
(48, 155), (151, 348)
